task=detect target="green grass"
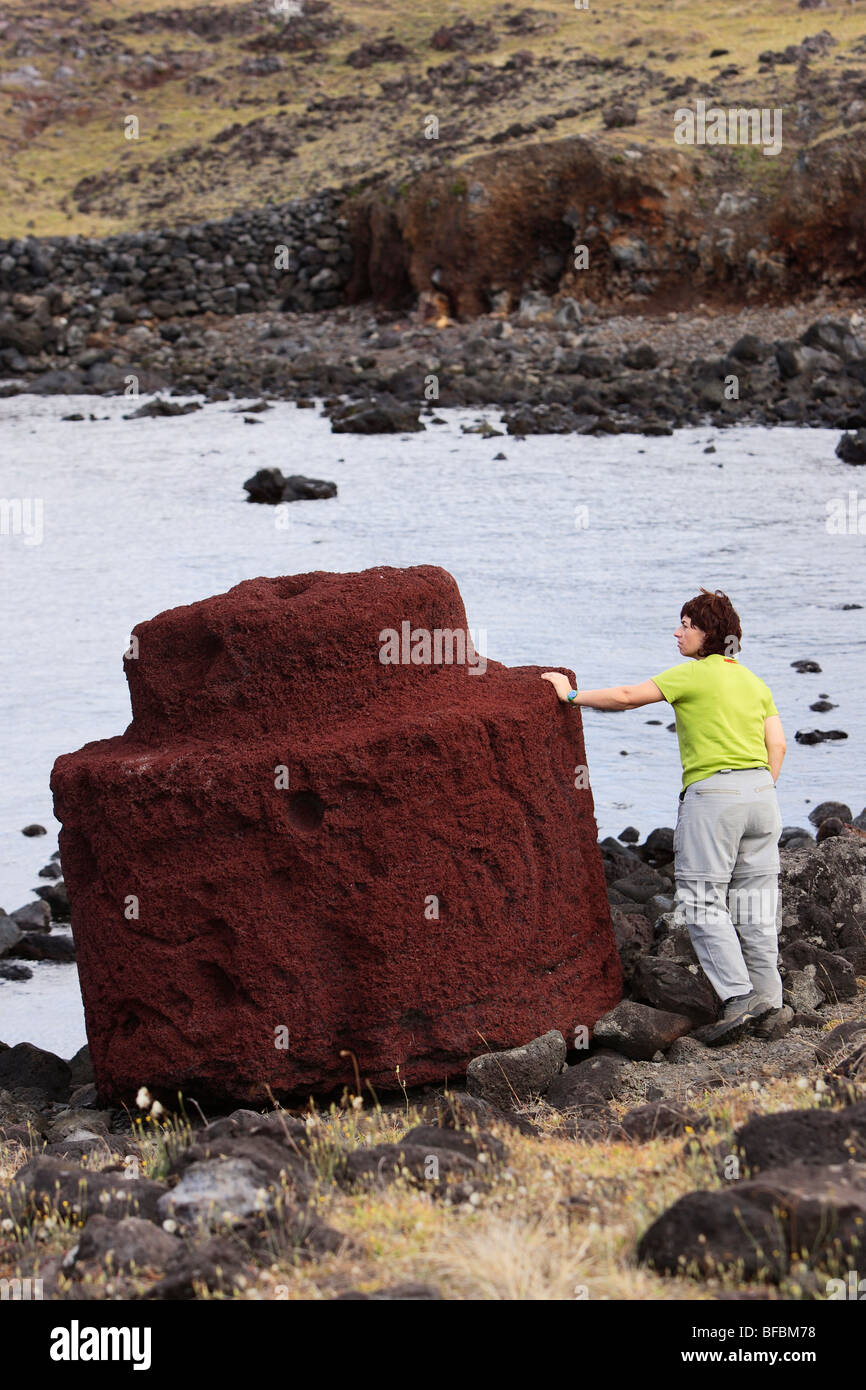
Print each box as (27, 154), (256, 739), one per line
(1, 0), (863, 237)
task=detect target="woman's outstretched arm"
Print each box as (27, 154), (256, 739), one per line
(540, 672), (665, 710)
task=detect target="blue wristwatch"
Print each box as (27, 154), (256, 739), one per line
(566, 689), (578, 702)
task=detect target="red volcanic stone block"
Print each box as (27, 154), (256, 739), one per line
(51, 565), (621, 1104)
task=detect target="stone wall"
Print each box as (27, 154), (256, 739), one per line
(0, 189), (353, 353)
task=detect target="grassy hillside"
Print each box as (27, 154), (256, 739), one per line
(1, 0), (864, 237)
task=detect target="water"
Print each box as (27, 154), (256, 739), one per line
(1, 394), (863, 1053)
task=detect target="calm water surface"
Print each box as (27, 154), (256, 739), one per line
(1, 396), (863, 1051)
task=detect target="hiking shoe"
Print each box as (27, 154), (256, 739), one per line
(697, 991), (776, 1048)
(751, 1005), (794, 1041)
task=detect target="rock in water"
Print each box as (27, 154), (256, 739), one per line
(50, 565), (620, 1104)
(835, 429), (866, 464)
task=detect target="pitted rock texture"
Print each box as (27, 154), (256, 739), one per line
(51, 564), (620, 1103)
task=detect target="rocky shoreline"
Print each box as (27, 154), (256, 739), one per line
(2, 801), (865, 1299)
(3, 292), (866, 442)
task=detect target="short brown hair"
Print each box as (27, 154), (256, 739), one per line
(681, 588), (742, 658)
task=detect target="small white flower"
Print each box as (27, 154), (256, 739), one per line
(136, 1087), (152, 1110)
(161, 1218), (178, 1234)
(150, 1100), (164, 1119)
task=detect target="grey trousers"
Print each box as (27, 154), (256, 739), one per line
(673, 767), (783, 1007)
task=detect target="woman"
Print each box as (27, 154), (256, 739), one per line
(541, 587), (787, 1047)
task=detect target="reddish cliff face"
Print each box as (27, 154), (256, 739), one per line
(344, 134), (866, 317)
(50, 565), (620, 1105)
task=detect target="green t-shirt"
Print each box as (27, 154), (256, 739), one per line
(651, 654), (779, 792)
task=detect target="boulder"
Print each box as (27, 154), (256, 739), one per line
(610, 864), (671, 905)
(638, 1188), (785, 1279)
(67, 1215), (180, 1276)
(808, 800), (853, 826)
(0, 913), (22, 957)
(399, 1123), (506, 1163)
(815, 1022), (866, 1063)
(417, 1090), (538, 1136)
(610, 907), (653, 985)
(11, 931), (76, 962)
(779, 826), (814, 849)
(620, 1101), (710, 1142)
(0, 1090), (49, 1139)
(734, 1102), (866, 1172)
(193, 1109), (310, 1148)
(166, 1135), (312, 1204)
(145, 1236), (251, 1299)
(622, 345), (658, 370)
(33, 881), (69, 920)
(123, 399), (203, 419)
(46, 1109), (111, 1144)
(156, 1157), (290, 1231)
(0, 962), (32, 981)
(652, 928), (700, 966)
(68, 1044), (93, 1089)
(0, 1043), (71, 1100)
(602, 101), (638, 128)
(328, 395), (424, 433)
(780, 941), (857, 1001)
(778, 837), (866, 951)
(642, 827), (675, 859)
(3, 1157), (164, 1226)
(816, 818), (846, 842)
(801, 318), (862, 357)
(783, 966), (825, 1012)
(825, 1042), (866, 1099)
(631, 957), (717, 1026)
(336, 1141), (479, 1193)
(243, 468), (337, 504)
(591, 1000), (692, 1060)
(835, 429), (866, 463)
(730, 333), (769, 362)
(50, 565), (621, 1102)
(466, 1030), (567, 1110)
(639, 1163), (866, 1279)
(10, 900), (51, 931)
(542, 1050), (627, 1112)
(733, 1163), (866, 1267)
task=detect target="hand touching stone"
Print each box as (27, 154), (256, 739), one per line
(541, 671), (573, 702)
